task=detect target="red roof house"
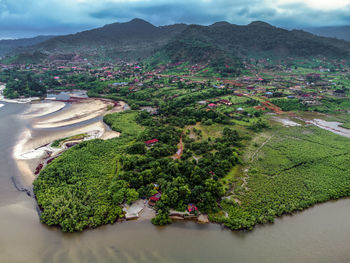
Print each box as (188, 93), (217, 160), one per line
(149, 192), (161, 206)
(188, 203), (198, 213)
(145, 139), (159, 146)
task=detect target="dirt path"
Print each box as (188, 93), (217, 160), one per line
(172, 134), (183, 160)
(261, 101), (283, 114)
(250, 134), (274, 162)
(229, 134), (274, 197)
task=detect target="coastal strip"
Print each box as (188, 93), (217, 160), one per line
(13, 96), (124, 187)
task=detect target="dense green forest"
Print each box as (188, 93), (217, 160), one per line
(3, 18), (350, 65)
(0, 70), (46, 98)
(34, 108), (245, 230)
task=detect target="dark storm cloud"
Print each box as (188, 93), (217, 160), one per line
(0, 0), (349, 38)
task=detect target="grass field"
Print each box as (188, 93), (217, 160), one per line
(211, 124), (350, 230)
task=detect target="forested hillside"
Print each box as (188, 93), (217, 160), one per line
(3, 19), (350, 66)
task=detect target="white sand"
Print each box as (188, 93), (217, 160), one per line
(13, 97), (122, 185)
(22, 101), (66, 118)
(33, 99), (112, 129)
(14, 121), (119, 185)
(17, 121), (119, 156)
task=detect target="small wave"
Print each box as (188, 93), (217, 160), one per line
(13, 129), (32, 160)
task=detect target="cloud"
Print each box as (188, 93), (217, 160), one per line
(0, 0), (349, 38)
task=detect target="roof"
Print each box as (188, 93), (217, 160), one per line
(145, 139), (159, 145)
(188, 203), (198, 212)
(150, 192), (161, 201)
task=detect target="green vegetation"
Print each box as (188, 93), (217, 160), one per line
(0, 70), (46, 98)
(33, 111), (142, 231)
(34, 102), (245, 231)
(211, 125), (350, 230)
(51, 134), (88, 148)
(21, 22), (350, 233)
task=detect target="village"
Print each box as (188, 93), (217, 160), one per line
(1, 55), (349, 114)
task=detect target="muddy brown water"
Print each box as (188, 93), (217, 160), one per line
(1, 103), (350, 263)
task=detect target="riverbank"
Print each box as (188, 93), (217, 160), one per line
(0, 84), (40, 103)
(13, 96), (123, 187)
(213, 114), (350, 230)
(2, 101), (350, 263)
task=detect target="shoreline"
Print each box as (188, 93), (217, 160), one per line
(12, 94), (350, 231)
(13, 95), (123, 187)
(0, 84), (41, 104)
(11, 95), (209, 226)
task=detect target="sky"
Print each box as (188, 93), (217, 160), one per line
(0, 0), (350, 39)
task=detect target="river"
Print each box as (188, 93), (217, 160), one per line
(0, 102), (350, 263)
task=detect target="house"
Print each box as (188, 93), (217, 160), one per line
(306, 73), (321, 82)
(188, 203), (198, 214)
(149, 192), (161, 206)
(208, 103), (217, 108)
(218, 99), (232, 106)
(112, 82), (128, 87)
(333, 89), (346, 98)
(145, 139), (159, 146)
(265, 91), (273, 97)
(302, 100), (322, 106)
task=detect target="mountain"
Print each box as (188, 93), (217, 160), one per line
(0, 36), (54, 57)
(303, 26), (350, 42)
(167, 21), (350, 58)
(23, 19), (187, 61)
(147, 21), (350, 71)
(3, 19), (350, 65)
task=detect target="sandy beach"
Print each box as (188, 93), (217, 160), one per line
(14, 97), (123, 185)
(32, 99), (123, 129)
(22, 101), (66, 118)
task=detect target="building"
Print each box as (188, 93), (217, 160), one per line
(333, 89), (346, 98)
(145, 139), (159, 146)
(188, 203), (198, 214)
(218, 99), (232, 106)
(149, 192), (161, 206)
